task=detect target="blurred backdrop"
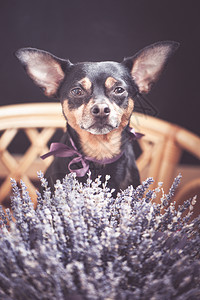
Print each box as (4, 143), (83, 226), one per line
(0, 0), (199, 165)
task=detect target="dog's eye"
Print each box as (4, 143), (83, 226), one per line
(71, 88), (84, 96)
(114, 87), (125, 94)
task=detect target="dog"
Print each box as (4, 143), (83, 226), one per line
(15, 41), (179, 194)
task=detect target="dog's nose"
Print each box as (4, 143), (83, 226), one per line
(91, 103), (110, 117)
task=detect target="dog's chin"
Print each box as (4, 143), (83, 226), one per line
(87, 127), (113, 135)
(81, 123), (117, 135)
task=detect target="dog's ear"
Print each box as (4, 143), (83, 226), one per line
(123, 41), (179, 94)
(15, 48), (72, 97)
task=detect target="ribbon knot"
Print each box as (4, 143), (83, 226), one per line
(41, 127), (144, 177)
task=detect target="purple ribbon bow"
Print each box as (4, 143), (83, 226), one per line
(41, 127), (144, 177)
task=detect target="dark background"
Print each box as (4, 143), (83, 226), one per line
(0, 0), (199, 164)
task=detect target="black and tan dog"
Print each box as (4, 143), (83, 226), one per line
(15, 41), (179, 194)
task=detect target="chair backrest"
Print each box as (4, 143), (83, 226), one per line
(0, 103), (199, 207)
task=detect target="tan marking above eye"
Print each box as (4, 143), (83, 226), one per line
(105, 77), (117, 89)
(78, 77), (92, 91)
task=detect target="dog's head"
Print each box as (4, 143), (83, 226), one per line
(15, 41), (179, 136)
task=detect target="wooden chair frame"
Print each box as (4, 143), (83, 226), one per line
(0, 103), (199, 206)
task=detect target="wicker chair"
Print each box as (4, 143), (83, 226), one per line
(0, 103), (199, 211)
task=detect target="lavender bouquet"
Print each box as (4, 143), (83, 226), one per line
(0, 173), (199, 300)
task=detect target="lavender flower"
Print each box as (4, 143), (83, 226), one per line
(0, 174), (199, 299)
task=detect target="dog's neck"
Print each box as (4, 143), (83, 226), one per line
(66, 123), (125, 160)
